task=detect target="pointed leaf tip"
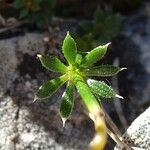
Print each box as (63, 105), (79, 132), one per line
(67, 31), (70, 36)
(33, 95), (38, 103)
(61, 117), (67, 127)
(121, 67), (127, 71)
(115, 94), (124, 99)
(37, 54), (42, 58)
(106, 42), (111, 47)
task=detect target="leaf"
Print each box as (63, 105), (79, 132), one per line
(75, 77), (100, 114)
(87, 79), (116, 98)
(62, 32), (77, 65)
(59, 81), (74, 124)
(35, 75), (67, 100)
(37, 55), (67, 73)
(75, 54), (82, 65)
(94, 6), (105, 23)
(19, 8), (29, 19)
(85, 65), (126, 77)
(80, 43), (110, 68)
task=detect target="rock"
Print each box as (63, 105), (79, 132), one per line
(114, 107), (150, 150)
(0, 96), (67, 150)
(0, 32), (46, 93)
(123, 1), (150, 106)
(0, 38), (18, 93)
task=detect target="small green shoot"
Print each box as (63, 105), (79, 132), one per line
(35, 32), (126, 150)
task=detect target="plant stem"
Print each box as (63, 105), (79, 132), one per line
(75, 78), (107, 150)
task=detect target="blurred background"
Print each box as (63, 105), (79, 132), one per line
(0, 0), (150, 149)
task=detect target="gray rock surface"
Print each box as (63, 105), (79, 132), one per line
(114, 107), (150, 150)
(0, 32), (46, 93)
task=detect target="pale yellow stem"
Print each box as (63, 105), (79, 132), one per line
(89, 112), (107, 150)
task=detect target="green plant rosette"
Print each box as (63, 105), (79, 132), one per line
(35, 32), (125, 124)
